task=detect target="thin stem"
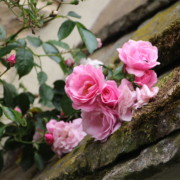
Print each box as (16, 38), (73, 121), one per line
(56, 0), (63, 10)
(37, 5), (48, 12)
(0, 69), (8, 77)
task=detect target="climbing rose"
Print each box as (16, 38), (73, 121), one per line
(134, 70), (157, 87)
(117, 40), (160, 77)
(45, 133), (54, 145)
(82, 105), (121, 142)
(46, 119), (57, 134)
(65, 64), (105, 112)
(117, 79), (136, 122)
(65, 58), (75, 67)
(80, 58), (103, 69)
(100, 80), (119, 108)
(133, 85), (159, 109)
(97, 38), (102, 48)
(52, 118), (86, 158)
(6, 55), (15, 66)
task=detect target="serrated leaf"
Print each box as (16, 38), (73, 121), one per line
(15, 93), (30, 115)
(113, 64), (124, 80)
(2, 81), (18, 108)
(26, 92), (35, 104)
(37, 71), (47, 85)
(61, 94), (75, 116)
(0, 25), (6, 40)
(1, 106), (26, 126)
(58, 20), (76, 41)
(0, 44), (19, 58)
(59, 60), (67, 74)
(48, 40), (69, 49)
(42, 43), (62, 63)
(17, 39), (26, 46)
(67, 11), (81, 19)
(53, 80), (65, 95)
(39, 84), (54, 107)
(76, 22), (98, 54)
(15, 48), (34, 78)
(27, 36), (42, 48)
(34, 152), (44, 171)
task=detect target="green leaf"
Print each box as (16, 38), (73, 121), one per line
(53, 80), (65, 95)
(59, 60), (67, 74)
(42, 43), (62, 63)
(61, 94), (75, 116)
(58, 20), (76, 41)
(15, 48), (34, 79)
(72, 48), (86, 63)
(48, 40), (69, 49)
(0, 122), (5, 138)
(76, 22), (98, 54)
(2, 81), (18, 108)
(20, 145), (34, 170)
(37, 71), (47, 85)
(0, 107), (2, 117)
(26, 92), (35, 104)
(34, 152), (44, 171)
(0, 44), (19, 58)
(27, 36), (42, 48)
(1, 106), (26, 126)
(52, 94), (61, 110)
(67, 11), (81, 19)
(17, 39), (26, 46)
(0, 25), (6, 40)
(113, 64), (124, 80)
(15, 93), (30, 115)
(0, 150), (4, 173)
(39, 84), (54, 107)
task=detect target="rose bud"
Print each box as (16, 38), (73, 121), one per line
(6, 55), (15, 66)
(97, 38), (102, 48)
(45, 133), (54, 145)
(65, 58), (75, 67)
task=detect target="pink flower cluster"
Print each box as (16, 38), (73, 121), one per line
(65, 40), (160, 142)
(117, 40), (160, 87)
(45, 118), (86, 158)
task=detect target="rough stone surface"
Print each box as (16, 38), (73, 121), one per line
(91, 0), (146, 35)
(96, 0), (179, 43)
(30, 66), (180, 180)
(102, 131), (180, 180)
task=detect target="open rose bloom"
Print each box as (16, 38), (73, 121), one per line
(46, 119), (86, 158)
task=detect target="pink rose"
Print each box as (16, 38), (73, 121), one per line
(65, 58), (75, 67)
(97, 38), (102, 48)
(45, 133), (54, 145)
(65, 64), (105, 112)
(52, 118), (86, 158)
(82, 106), (121, 142)
(46, 119), (57, 134)
(33, 128), (44, 143)
(117, 79), (136, 122)
(117, 40), (160, 77)
(52, 10), (58, 16)
(6, 55), (15, 66)
(14, 107), (22, 113)
(133, 85), (159, 109)
(100, 80), (119, 108)
(134, 70), (157, 87)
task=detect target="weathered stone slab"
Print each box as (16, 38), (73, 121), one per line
(95, 0), (178, 43)
(102, 131), (180, 180)
(32, 67), (180, 180)
(102, 1), (180, 72)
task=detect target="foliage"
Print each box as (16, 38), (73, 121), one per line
(0, 0), (98, 172)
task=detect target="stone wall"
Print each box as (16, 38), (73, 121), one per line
(2, 0), (180, 180)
